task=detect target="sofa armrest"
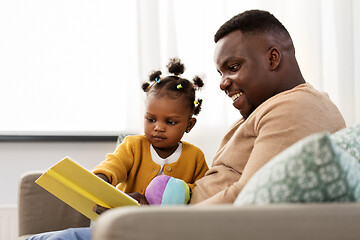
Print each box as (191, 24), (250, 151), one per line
(92, 203), (360, 240)
(18, 172), (90, 238)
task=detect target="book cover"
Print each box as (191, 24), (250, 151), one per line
(35, 157), (139, 221)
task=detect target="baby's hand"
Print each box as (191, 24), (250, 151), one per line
(128, 192), (149, 205)
(95, 173), (110, 183)
(93, 204), (110, 215)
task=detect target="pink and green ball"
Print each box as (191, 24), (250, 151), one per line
(145, 175), (190, 205)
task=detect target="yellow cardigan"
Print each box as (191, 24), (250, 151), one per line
(92, 135), (208, 195)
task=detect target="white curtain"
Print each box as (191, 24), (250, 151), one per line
(320, 0), (360, 126)
(136, 0), (360, 159)
(0, 0), (359, 159)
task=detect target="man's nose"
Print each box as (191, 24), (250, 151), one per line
(220, 76), (231, 91)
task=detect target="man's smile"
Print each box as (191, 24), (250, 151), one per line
(231, 91), (243, 102)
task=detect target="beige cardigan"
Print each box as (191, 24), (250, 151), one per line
(190, 83), (345, 204)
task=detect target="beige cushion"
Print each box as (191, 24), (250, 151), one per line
(92, 204), (360, 240)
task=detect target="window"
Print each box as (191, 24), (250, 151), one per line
(0, 1), (141, 134)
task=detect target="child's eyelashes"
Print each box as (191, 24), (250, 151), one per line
(145, 117), (177, 125)
(145, 117), (155, 122)
(167, 121), (177, 125)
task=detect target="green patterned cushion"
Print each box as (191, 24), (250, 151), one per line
(234, 132), (360, 205)
(330, 123), (360, 162)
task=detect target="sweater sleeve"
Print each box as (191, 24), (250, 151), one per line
(92, 136), (136, 187)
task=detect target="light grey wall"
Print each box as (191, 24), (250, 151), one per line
(0, 130), (222, 206)
(0, 141), (117, 205)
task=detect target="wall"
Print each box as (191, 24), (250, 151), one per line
(0, 129), (223, 206)
(0, 140), (117, 206)
(0, 206), (17, 240)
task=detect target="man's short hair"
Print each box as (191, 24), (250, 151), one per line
(214, 10), (292, 43)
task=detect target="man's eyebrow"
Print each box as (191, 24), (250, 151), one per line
(221, 57), (238, 68)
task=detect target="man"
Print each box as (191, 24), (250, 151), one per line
(190, 10), (345, 204)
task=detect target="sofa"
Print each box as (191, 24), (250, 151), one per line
(18, 124), (360, 239)
(18, 174), (360, 240)
(17, 172), (360, 240)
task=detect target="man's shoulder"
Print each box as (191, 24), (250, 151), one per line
(262, 83), (333, 110)
(249, 83), (345, 132)
(277, 83), (322, 99)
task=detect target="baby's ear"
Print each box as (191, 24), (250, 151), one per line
(186, 117), (197, 133)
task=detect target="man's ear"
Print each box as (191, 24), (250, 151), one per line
(268, 47), (281, 71)
(185, 118), (197, 133)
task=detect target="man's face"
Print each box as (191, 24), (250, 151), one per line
(214, 30), (278, 118)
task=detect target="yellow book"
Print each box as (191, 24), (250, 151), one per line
(35, 157), (139, 221)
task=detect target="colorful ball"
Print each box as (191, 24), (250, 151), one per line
(145, 175), (190, 205)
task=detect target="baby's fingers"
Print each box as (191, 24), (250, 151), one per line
(93, 204), (110, 215)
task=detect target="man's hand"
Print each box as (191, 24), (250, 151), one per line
(128, 192), (149, 205)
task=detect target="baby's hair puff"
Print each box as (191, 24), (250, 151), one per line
(142, 57), (204, 116)
(167, 58), (185, 76)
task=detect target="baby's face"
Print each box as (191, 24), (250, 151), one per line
(144, 94), (192, 157)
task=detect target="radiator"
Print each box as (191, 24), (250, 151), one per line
(0, 206), (18, 240)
